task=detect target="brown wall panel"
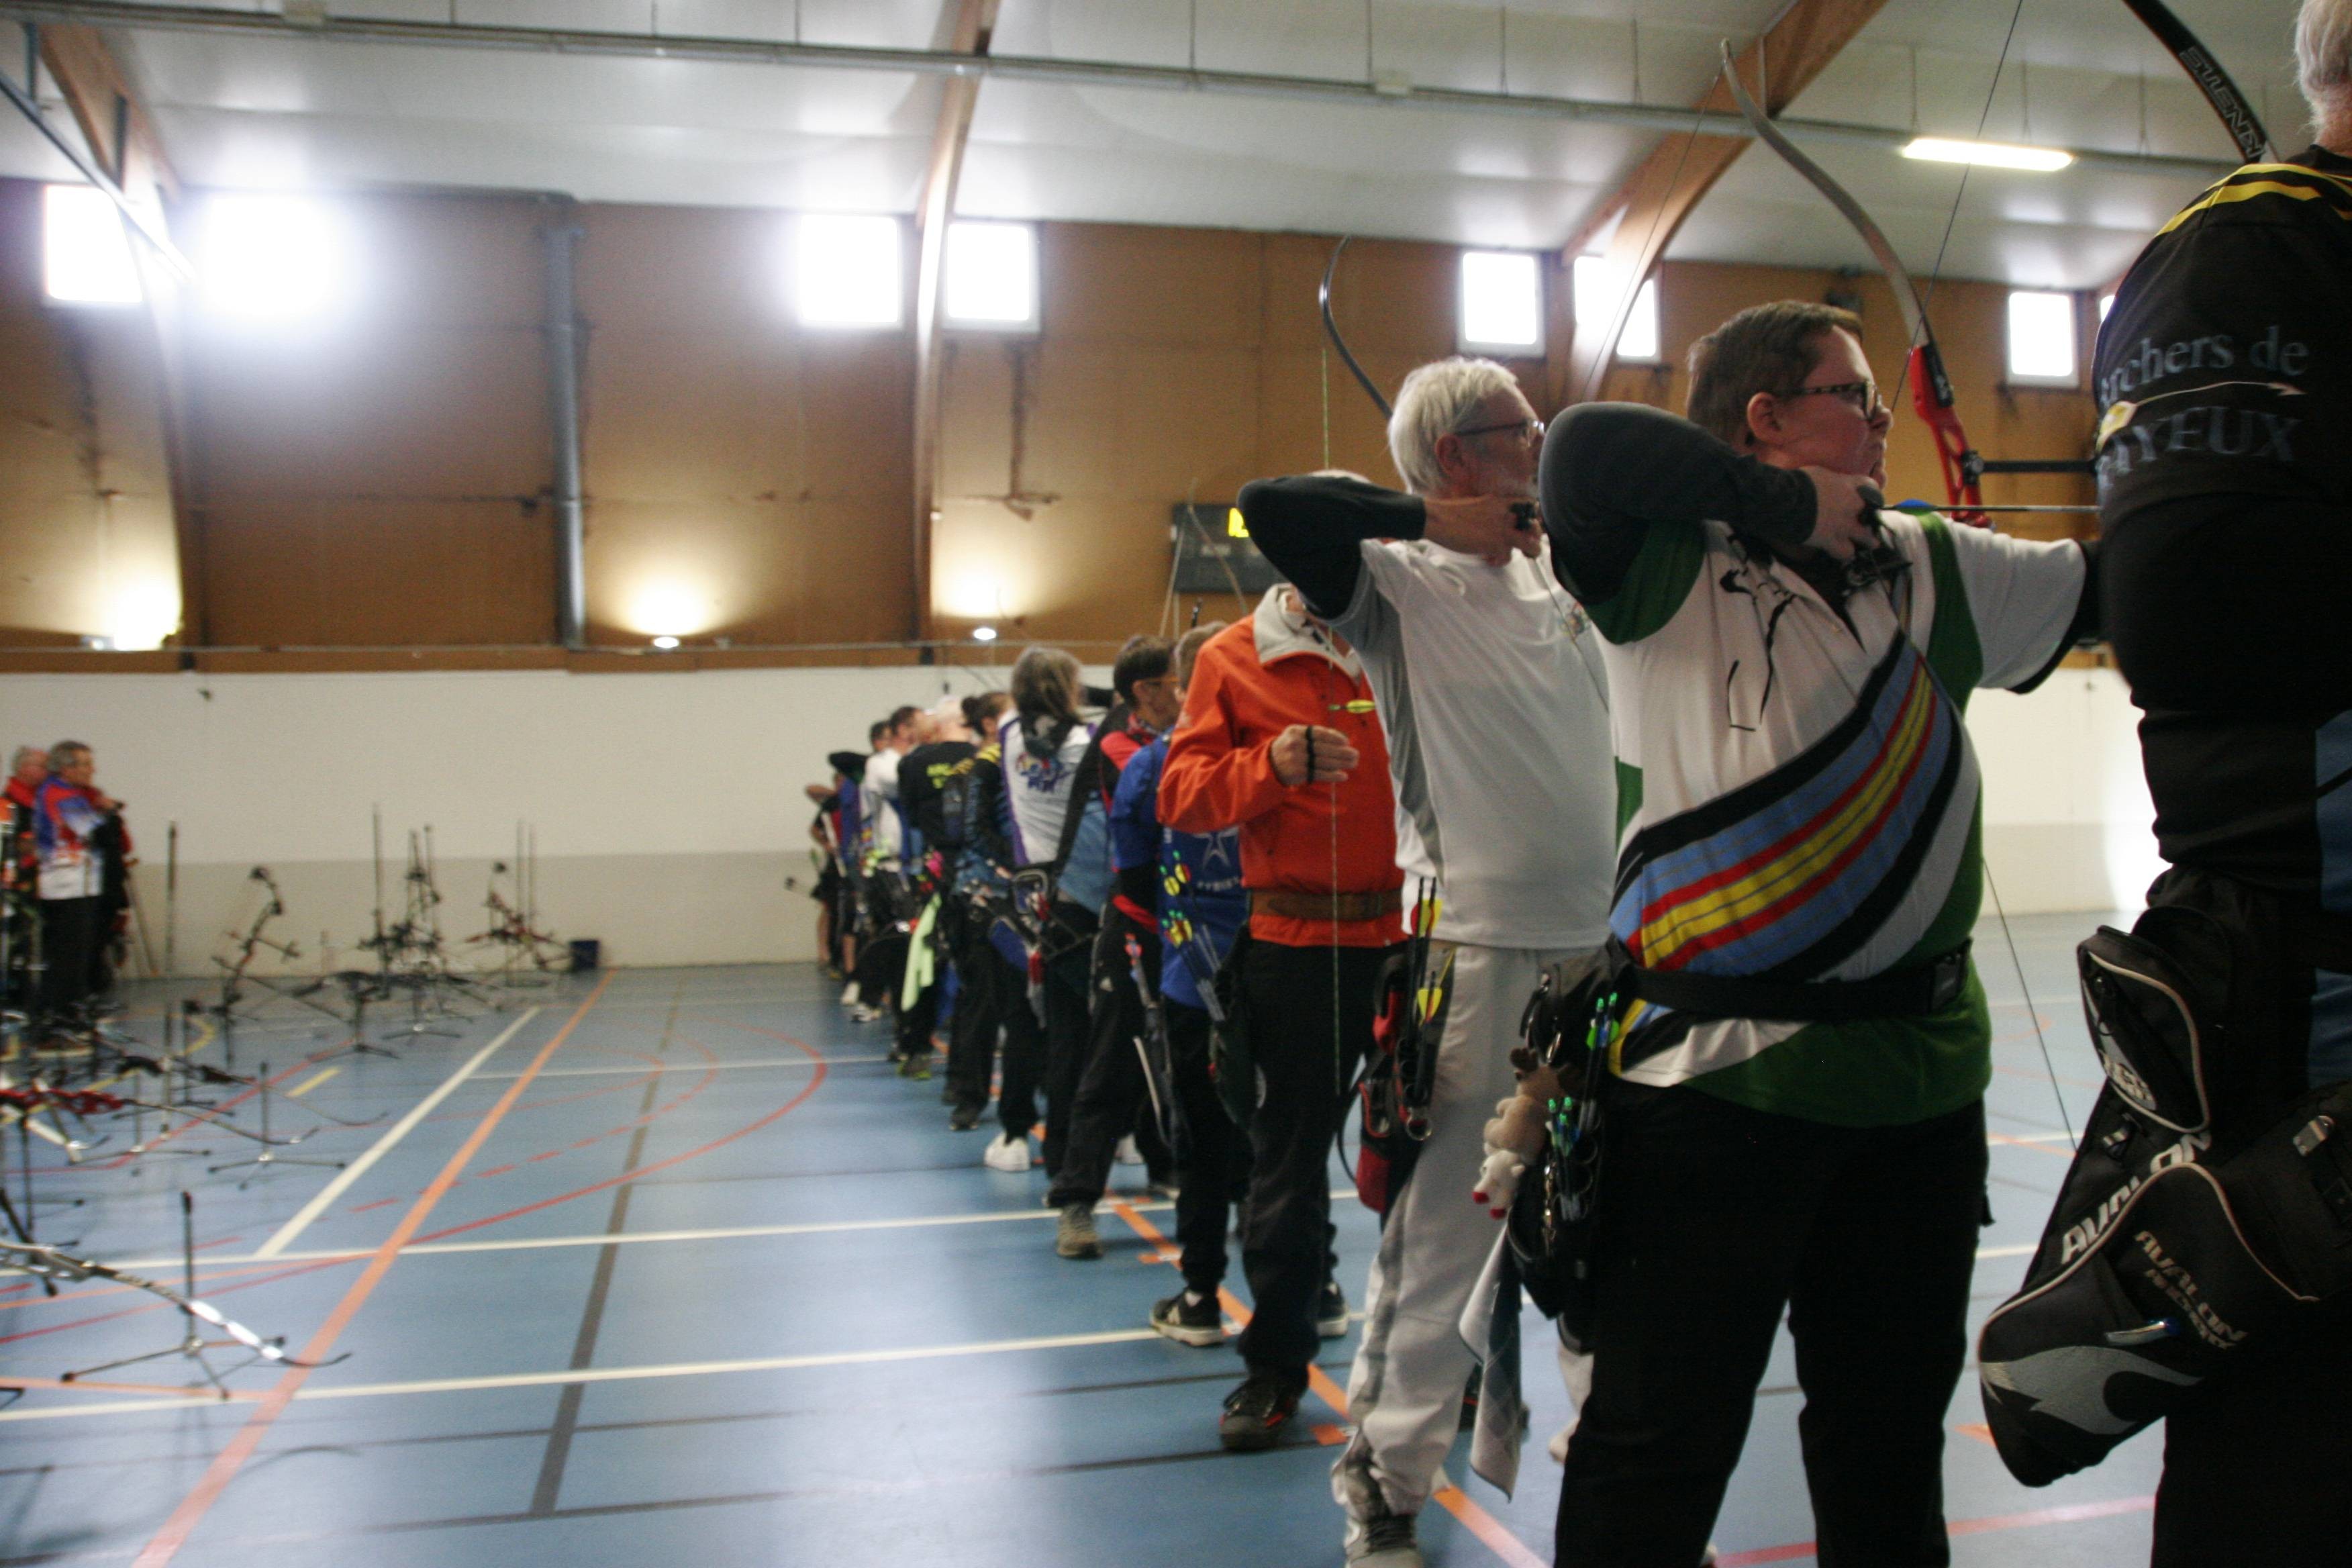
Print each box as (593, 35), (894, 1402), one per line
(0, 177), (2097, 663)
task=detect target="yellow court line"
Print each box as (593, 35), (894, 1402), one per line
(286, 1067), (340, 1098)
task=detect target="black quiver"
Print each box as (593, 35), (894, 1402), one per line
(1504, 957), (1613, 1352)
(1978, 903), (2352, 1485)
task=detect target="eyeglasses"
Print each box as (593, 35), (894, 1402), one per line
(1781, 381), (1887, 418)
(1455, 415), (1546, 443)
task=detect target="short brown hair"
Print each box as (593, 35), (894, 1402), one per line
(1173, 622), (1226, 686)
(1685, 301), (1863, 448)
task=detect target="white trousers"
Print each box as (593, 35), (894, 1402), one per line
(1336, 941), (1602, 1516)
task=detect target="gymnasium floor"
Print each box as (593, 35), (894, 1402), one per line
(0, 912), (2165, 1567)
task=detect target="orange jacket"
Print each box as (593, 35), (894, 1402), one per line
(1159, 589), (1402, 948)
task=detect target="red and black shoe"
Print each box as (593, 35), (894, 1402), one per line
(1217, 1369), (1306, 1452)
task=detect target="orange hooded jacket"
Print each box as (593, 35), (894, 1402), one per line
(1158, 587), (1404, 948)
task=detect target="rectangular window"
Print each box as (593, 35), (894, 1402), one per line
(44, 184), (142, 305)
(795, 213), (903, 329)
(2007, 289), (2079, 383)
(944, 221), (1038, 331)
(1572, 255), (1659, 364)
(1460, 250), (1544, 353)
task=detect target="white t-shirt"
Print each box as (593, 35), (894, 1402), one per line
(1332, 539), (1616, 950)
(997, 712), (1093, 869)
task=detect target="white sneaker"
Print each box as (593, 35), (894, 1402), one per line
(1114, 1134), (1144, 1166)
(982, 1132), (1032, 1172)
(840, 982), (860, 1008)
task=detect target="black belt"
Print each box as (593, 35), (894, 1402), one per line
(1609, 940), (1972, 1024)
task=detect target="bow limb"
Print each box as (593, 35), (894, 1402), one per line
(1717, 46), (1988, 524)
(2119, 0), (2273, 165)
(0, 1240), (342, 1369)
(1320, 237), (1393, 420)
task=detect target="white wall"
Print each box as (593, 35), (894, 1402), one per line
(0, 660), (2157, 977)
(1967, 665), (2158, 917)
(0, 666), (1015, 975)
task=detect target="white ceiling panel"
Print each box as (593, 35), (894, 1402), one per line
(0, 0), (2311, 287)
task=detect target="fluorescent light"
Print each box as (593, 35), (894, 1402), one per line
(44, 185), (144, 305)
(1572, 255), (1659, 363)
(1902, 137), (2073, 173)
(197, 193), (354, 323)
(796, 214), (902, 328)
(944, 222), (1036, 330)
(2007, 289), (2078, 382)
(1461, 251), (1543, 351)
(971, 626), (998, 643)
(650, 635), (681, 650)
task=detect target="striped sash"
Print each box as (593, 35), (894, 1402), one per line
(1612, 635), (1967, 981)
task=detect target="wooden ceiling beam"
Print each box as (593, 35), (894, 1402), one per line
(1563, 0), (1890, 406)
(909, 0), (1000, 646)
(35, 20), (175, 203)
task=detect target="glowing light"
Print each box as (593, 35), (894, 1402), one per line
(197, 193), (356, 323)
(626, 579), (720, 638)
(1226, 507), (1249, 540)
(796, 213), (902, 328)
(2007, 290), (2079, 382)
(44, 185), (142, 305)
(1461, 250), (1543, 351)
(106, 578), (181, 651)
(650, 635), (681, 650)
(2099, 293), (2116, 322)
(972, 626), (999, 643)
(1902, 137), (2073, 173)
(1572, 256), (1658, 362)
(944, 222), (1037, 329)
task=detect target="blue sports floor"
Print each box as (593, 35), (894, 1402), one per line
(0, 912), (2166, 1567)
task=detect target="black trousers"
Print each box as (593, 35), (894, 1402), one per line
(1555, 1086), (1987, 1568)
(1037, 902), (1097, 1179)
(1048, 907), (1174, 1207)
(2139, 867), (2352, 1566)
(1168, 999), (1253, 1294)
(944, 911), (1002, 1115)
(991, 948), (1048, 1144)
(38, 896), (103, 1022)
(1234, 936), (1395, 1379)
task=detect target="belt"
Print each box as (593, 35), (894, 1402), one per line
(1250, 889), (1400, 924)
(1609, 940), (1972, 1024)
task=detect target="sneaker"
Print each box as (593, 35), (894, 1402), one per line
(896, 1054), (932, 1081)
(1055, 1203), (1102, 1259)
(1317, 1280), (1351, 1338)
(948, 1104), (983, 1132)
(1218, 1370), (1305, 1452)
(840, 981), (860, 1008)
(1343, 1501), (1424, 1568)
(850, 1003), (886, 1024)
(1114, 1134), (1144, 1166)
(1149, 1289), (1224, 1347)
(982, 1132), (1032, 1172)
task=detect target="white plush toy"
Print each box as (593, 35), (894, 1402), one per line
(1472, 1047), (1566, 1219)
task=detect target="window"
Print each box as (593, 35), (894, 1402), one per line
(2006, 289), (2079, 383)
(197, 193), (354, 324)
(1572, 255), (1659, 364)
(44, 184), (142, 305)
(944, 221), (1037, 331)
(1460, 250), (1544, 353)
(795, 213), (902, 329)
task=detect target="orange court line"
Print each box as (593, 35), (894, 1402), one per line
(1103, 1197), (1549, 1568)
(131, 970), (615, 1568)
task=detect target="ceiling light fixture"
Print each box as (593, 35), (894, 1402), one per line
(1900, 136), (2073, 173)
(650, 635), (681, 650)
(971, 626), (999, 643)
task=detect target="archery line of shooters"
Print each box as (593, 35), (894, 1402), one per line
(799, 19), (2352, 1557)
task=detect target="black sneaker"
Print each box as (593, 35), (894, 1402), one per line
(895, 1053), (932, 1081)
(1217, 1370), (1305, 1451)
(948, 1104), (983, 1132)
(1317, 1280), (1351, 1338)
(1055, 1203), (1102, 1259)
(1149, 1289), (1224, 1347)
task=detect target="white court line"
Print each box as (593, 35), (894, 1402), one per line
(475, 1055), (887, 1080)
(251, 1008), (543, 1260)
(0, 1327), (1164, 1424)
